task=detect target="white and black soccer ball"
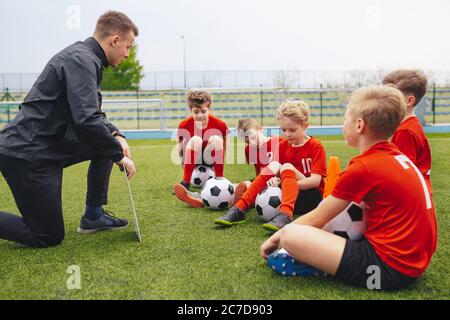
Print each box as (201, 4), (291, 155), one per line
(323, 202), (367, 240)
(201, 178), (235, 210)
(255, 186), (282, 222)
(190, 165), (215, 188)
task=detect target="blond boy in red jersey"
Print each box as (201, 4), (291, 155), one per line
(261, 86), (437, 291)
(173, 90), (228, 207)
(382, 69), (432, 193)
(215, 100), (326, 231)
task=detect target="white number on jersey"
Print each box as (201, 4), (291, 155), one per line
(394, 155), (432, 209)
(301, 158), (312, 174)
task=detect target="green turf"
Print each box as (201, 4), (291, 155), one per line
(0, 134), (449, 300)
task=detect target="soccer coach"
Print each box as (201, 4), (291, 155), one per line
(0, 11), (138, 248)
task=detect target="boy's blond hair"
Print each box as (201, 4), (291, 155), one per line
(186, 90), (212, 109)
(277, 99), (310, 124)
(382, 69), (428, 107)
(348, 85), (406, 139)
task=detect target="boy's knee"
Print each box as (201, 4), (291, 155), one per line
(280, 163), (295, 173)
(186, 136), (203, 151)
(280, 224), (307, 249)
(207, 135), (223, 149)
(267, 161), (281, 174)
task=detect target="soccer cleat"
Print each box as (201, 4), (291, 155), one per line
(230, 182), (247, 207)
(267, 248), (326, 277)
(173, 183), (204, 208)
(262, 213), (292, 232)
(172, 180), (190, 195)
(77, 210), (128, 234)
(214, 206), (246, 226)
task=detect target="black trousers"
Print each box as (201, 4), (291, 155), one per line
(0, 144), (113, 247)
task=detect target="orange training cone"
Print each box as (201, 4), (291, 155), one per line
(323, 156), (341, 198)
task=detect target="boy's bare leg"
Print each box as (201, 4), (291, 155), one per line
(280, 224), (346, 275)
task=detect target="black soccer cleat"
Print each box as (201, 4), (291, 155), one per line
(214, 206), (246, 226)
(262, 213), (292, 232)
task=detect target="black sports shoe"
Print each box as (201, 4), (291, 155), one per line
(214, 206), (246, 226)
(78, 210), (129, 234)
(262, 213), (292, 231)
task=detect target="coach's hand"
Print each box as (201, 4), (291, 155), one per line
(117, 156), (136, 179)
(116, 136), (132, 159)
(267, 177), (281, 187)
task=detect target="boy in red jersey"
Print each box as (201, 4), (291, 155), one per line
(173, 90), (229, 207)
(261, 86), (437, 291)
(382, 69), (432, 193)
(231, 118), (283, 205)
(215, 100), (326, 231)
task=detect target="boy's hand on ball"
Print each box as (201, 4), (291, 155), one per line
(117, 156), (136, 179)
(267, 177), (281, 187)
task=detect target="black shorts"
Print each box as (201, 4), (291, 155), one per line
(293, 188), (323, 216)
(335, 237), (417, 291)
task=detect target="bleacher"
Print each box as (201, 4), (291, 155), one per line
(1, 87), (450, 129)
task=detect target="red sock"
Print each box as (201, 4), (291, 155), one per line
(212, 149), (224, 178)
(183, 148), (200, 184)
(236, 166), (275, 211)
(279, 169), (298, 219)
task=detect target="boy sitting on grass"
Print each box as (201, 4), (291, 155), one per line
(173, 90), (229, 207)
(216, 100), (326, 231)
(382, 69), (432, 194)
(261, 85), (437, 291)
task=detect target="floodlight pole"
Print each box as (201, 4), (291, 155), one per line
(181, 35), (187, 89)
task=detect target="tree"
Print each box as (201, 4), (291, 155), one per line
(102, 45), (144, 91)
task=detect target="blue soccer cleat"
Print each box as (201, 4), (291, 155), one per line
(267, 248), (326, 277)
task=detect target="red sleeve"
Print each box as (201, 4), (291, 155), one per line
(391, 130), (418, 164)
(332, 160), (374, 203)
(310, 141), (327, 177)
(177, 119), (190, 143)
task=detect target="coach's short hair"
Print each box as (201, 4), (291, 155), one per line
(95, 11), (139, 39)
(348, 85), (406, 139)
(186, 90), (212, 109)
(382, 69), (428, 107)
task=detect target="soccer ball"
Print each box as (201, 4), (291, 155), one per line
(190, 165), (215, 188)
(255, 187), (282, 222)
(201, 178), (235, 210)
(322, 202), (367, 240)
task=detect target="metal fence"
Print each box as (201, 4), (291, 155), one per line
(2, 70), (450, 92)
(1, 87), (449, 130)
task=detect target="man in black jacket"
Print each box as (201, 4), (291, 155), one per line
(0, 11), (138, 248)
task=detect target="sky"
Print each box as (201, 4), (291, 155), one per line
(1, 0), (449, 74)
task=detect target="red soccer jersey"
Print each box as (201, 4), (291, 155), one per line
(245, 136), (283, 175)
(279, 137), (327, 193)
(332, 141), (437, 278)
(391, 116), (432, 193)
(177, 114), (228, 151)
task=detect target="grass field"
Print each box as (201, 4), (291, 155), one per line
(0, 134), (449, 300)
